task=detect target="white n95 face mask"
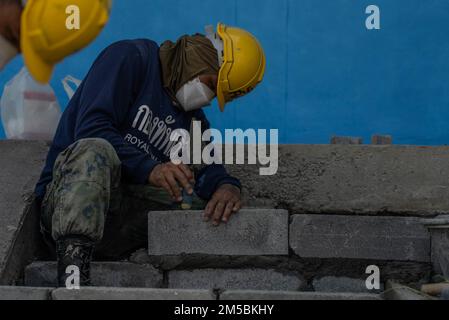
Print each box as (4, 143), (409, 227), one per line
(0, 35), (19, 71)
(176, 77), (215, 112)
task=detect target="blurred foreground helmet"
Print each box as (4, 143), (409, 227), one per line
(21, 0), (111, 83)
(208, 23), (266, 112)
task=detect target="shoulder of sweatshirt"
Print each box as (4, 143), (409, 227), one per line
(192, 109), (211, 130)
(96, 39), (160, 65)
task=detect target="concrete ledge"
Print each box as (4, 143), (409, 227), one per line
(0, 141), (49, 284)
(24, 262), (163, 288)
(148, 209), (289, 256)
(219, 290), (382, 300)
(312, 276), (384, 294)
(51, 287), (216, 300)
(0, 286), (53, 300)
(227, 144), (449, 216)
(168, 269), (305, 291)
(290, 215), (430, 262)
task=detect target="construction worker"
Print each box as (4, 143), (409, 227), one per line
(34, 23), (266, 286)
(0, 0), (111, 83)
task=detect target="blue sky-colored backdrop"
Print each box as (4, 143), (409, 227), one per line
(1, 0), (449, 145)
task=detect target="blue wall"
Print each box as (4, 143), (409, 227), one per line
(1, 0), (449, 145)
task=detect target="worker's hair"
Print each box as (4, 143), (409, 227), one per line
(0, 0), (21, 6)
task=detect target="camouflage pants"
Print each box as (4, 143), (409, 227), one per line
(40, 138), (206, 259)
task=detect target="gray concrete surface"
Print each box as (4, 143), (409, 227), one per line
(0, 286), (53, 300)
(51, 287), (216, 300)
(168, 269), (305, 291)
(312, 276), (384, 294)
(1, 141), (449, 288)
(290, 214), (430, 262)
(0, 141), (48, 284)
(219, 290), (382, 300)
(24, 262), (163, 288)
(148, 209), (289, 256)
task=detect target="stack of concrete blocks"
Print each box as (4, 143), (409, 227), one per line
(142, 209), (430, 299)
(148, 209), (300, 295)
(22, 208), (431, 300)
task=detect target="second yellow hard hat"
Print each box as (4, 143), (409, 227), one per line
(21, 0), (111, 83)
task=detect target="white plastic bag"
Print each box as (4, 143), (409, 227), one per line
(0, 67), (62, 140)
(61, 75), (82, 99)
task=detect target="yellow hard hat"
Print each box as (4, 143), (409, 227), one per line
(216, 23), (266, 112)
(21, 0), (111, 83)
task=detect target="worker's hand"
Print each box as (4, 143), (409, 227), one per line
(149, 163), (195, 202)
(204, 184), (242, 226)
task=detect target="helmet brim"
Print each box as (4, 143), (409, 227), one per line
(216, 80), (226, 112)
(21, 33), (54, 84)
(216, 23), (230, 112)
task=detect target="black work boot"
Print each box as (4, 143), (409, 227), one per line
(56, 236), (95, 288)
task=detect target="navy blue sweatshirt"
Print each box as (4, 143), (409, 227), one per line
(35, 39), (240, 201)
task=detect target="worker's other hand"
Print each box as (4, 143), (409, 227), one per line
(149, 163), (195, 202)
(204, 184), (242, 226)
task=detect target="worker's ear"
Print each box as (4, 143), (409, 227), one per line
(198, 74), (218, 95)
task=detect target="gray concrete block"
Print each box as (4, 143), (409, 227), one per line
(51, 288), (215, 300)
(168, 269), (305, 291)
(24, 262), (163, 288)
(226, 144), (449, 216)
(0, 141), (49, 284)
(331, 136), (363, 145)
(427, 229), (449, 278)
(313, 276), (384, 294)
(290, 214), (430, 262)
(220, 290), (382, 300)
(148, 209), (289, 256)
(371, 135), (393, 145)
(0, 286), (53, 300)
